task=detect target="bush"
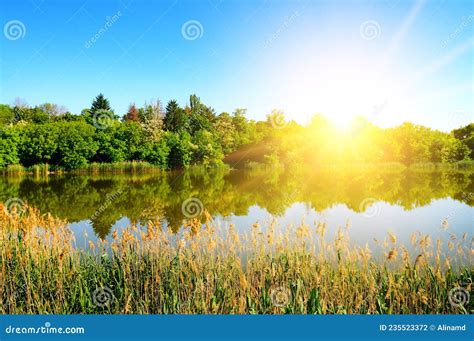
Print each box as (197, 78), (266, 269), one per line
(56, 122), (98, 169)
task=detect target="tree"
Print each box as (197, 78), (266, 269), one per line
(164, 100), (188, 133)
(191, 129), (224, 167)
(95, 122), (144, 162)
(453, 124), (474, 159)
(232, 108), (257, 146)
(188, 94), (214, 133)
(16, 123), (59, 166)
(57, 122), (99, 169)
(138, 99), (163, 124)
(441, 139), (470, 163)
(138, 100), (164, 141)
(0, 104), (14, 126)
(90, 93), (111, 114)
(12, 106), (50, 124)
(138, 139), (169, 168)
(390, 123), (430, 165)
(165, 131), (193, 168)
(124, 103), (139, 122)
(214, 112), (236, 154)
(38, 103), (67, 116)
(0, 128), (20, 167)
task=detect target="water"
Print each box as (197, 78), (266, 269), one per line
(1, 167), (473, 252)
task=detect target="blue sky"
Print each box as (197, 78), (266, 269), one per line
(0, 0), (473, 131)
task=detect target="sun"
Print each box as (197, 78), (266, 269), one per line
(279, 54), (406, 129)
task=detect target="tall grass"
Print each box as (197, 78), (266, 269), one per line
(70, 161), (163, 175)
(3, 164), (26, 176)
(0, 205), (472, 314)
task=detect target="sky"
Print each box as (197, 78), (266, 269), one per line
(0, 0), (473, 131)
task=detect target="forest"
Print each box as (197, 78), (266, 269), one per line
(0, 93), (472, 170)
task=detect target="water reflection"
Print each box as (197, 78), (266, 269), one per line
(0, 167), (472, 239)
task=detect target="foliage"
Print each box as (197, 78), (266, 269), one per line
(0, 94), (472, 170)
(453, 124), (474, 159)
(56, 122), (98, 169)
(90, 93), (111, 114)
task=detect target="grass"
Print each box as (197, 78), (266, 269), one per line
(0, 204), (472, 314)
(0, 161), (163, 176)
(70, 161), (163, 175)
(2, 160), (474, 176)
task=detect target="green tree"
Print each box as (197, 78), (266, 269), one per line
(214, 112), (236, 154)
(391, 123), (430, 164)
(0, 105), (14, 126)
(57, 122), (98, 169)
(17, 123), (59, 166)
(0, 128), (20, 167)
(139, 139), (169, 168)
(191, 130), (224, 166)
(164, 100), (188, 133)
(90, 93), (111, 114)
(165, 131), (193, 168)
(441, 138), (470, 163)
(453, 124), (474, 159)
(188, 94), (215, 133)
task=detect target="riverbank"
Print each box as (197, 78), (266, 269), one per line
(0, 204), (471, 314)
(2, 160), (474, 177)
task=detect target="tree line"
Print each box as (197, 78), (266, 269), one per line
(0, 94), (266, 169)
(0, 94), (472, 170)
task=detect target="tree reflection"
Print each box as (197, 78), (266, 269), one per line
(0, 167), (472, 238)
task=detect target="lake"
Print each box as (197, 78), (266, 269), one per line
(1, 166), (473, 255)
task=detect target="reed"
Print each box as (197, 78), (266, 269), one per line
(3, 164), (26, 176)
(0, 205), (471, 314)
(70, 161), (163, 175)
